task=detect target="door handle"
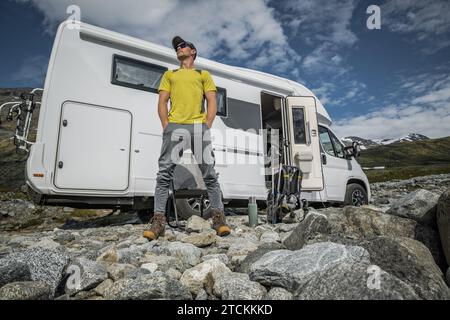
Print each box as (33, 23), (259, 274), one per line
(321, 153), (327, 165)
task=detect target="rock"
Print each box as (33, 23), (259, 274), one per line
(414, 224), (447, 270)
(186, 216), (211, 233)
(446, 268), (450, 286)
(260, 231), (281, 243)
(104, 263), (136, 281)
(437, 189), (450, 266)
(275, 223), (299, 233)
(386, 189), (440, 226)
(213, 272), (267, 300)
(152, 242), (202, 268)
(93, 279), (114, 297)
(139, 253), (185, 273)
(359, 236), (450, 300)
(266, 287), (293, 300)
(65, 258), (108, 296)
(0, 260), (31, 287)
(165, 268), (182, 281)
(140, 263), (158, 273)
(0, 281), (53, 300)
(195, 289), (208, 300)
(227, 239), (259, 257)
(96, 247), (119, 263)
(283, 211), (330, 250)
(29, 237), (61, 250)
(201, 253), (229, 266)
(328, 206), (417, 240)
(0, 248), (69, 296)
(181, 230), (217, 247)
(180, 259), (231, 295)
(249, 242), (370, 293)
(104, 271), (192, 300)
(237, 242), (286, 274)
(297, 262), (420, 300)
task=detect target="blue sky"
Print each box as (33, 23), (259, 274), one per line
(1, 0), (449, 140)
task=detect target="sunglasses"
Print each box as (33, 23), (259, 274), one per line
(175, 42), (190, 51)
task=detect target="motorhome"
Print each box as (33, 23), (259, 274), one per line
(3, 21), (370, 218)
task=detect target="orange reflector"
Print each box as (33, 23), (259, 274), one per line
(33, 173), (44, 177)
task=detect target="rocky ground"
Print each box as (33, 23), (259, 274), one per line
(0, 173), (449, 300)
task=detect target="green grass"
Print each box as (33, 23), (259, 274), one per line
(364, 163), (450, 183)
(357, 136), (450, 183)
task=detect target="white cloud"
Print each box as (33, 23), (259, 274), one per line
(382, 0), (450, 53)
(333, 71), (450, 139)
(15, 0), (301, 76)
(278, 0), (357, 74)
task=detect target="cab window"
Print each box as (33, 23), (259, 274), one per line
(319, 126), (334, 156)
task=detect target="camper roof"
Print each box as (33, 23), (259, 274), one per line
(72, 21), (332, 126)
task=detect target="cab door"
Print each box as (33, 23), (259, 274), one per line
(285, 96), (324, 190)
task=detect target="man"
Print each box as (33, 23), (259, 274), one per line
(143, 36), (231, 240)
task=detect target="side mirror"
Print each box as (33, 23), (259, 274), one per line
(343, 141), (360, 159)
(352, 141), (361, 157)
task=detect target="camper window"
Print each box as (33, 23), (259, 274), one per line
(292, 107), (306, 144)
(111, 54), (167, 93)
(201, 86), (227, 117)
(216, 87), (227, 117)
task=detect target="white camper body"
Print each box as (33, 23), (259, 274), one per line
(24, 21), (370, 211)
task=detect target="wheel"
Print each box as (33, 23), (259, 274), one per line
(344, 183), (368, 206)
(175, 196), (212, 220)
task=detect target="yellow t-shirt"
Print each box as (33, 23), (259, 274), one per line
(158, 68), (217, 124)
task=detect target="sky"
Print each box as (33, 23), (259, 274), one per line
(0, 0), (449, 140)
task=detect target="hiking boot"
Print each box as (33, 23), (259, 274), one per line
(143, 212), (166, 240)
(211, 208), (231, 237)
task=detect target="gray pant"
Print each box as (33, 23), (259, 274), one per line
(154, 122), (224, 213)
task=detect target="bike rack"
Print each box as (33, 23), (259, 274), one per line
(0, 88), (43, 153)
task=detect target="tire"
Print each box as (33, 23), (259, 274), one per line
(175, 196), (213, 220)
(344, 183), (368, 206)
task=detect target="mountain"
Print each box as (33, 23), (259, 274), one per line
(342, 133), (430, 149)
(357, 135), (450, 168)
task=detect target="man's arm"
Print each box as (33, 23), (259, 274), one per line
(158, 90), (170, 129)
(205, 90), (217, 128)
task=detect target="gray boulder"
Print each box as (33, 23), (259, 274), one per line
(103, 271), (192, 300)
(386, 189), (440, 227)
(65, 257), (108, 296)
(0, 260), (31, 287)
(329, 206), (417, 239)
(0, 281), (53, 300)
(0, 248), (69, 296)
(437, 189), (450, 267)
(213, 272), (267, 300)
(236, 242), (286, 274)
(283, 211), (330, 250)
(266, 287), (293, 300)
(359, 236), (450, 300)
(297, 262), (420, 300)
(151, 242), (202, 268)
(249, 242), (370, 293)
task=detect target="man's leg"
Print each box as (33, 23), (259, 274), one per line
(191, 123), (230, 236)
(144, 123), (184, 240)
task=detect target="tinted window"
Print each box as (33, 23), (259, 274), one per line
(216, 87), (227, 117)
(111, 55), (167, 93)
(319, 126), (335, 156)
(292, 107), (306, 144)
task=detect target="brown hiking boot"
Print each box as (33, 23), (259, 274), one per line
(211, 209), (231, 237)
(143, 212), (166, 240)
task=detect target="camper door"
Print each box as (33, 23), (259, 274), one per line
(285, 96), (324, 190)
